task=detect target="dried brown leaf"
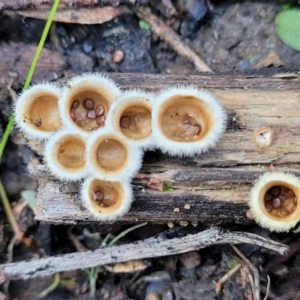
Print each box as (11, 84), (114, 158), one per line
(252, 51), (283, 70)
(135, 173), (164, 192)
(16, 6), (124, 24)
(105, 259), (149, 273)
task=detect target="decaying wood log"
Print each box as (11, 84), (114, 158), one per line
(0, 0), (298, 10)
(0, 0), (147, 10)
(30, 72), (300, 225)
(0, 227), (289, 283)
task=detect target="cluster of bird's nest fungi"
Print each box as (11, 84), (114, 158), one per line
(14, 73), (300, 231)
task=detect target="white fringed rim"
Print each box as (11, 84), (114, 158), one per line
(106, 90), (155, 150)
(152, 86), (227, 156)
(14, 83), (62, 140)
(86, 128), (143, 181)
(59, 73), (121, 133)
(81, 176), (133, 221)
(249, 172), (300, 232)
(44, 128), (89, 181)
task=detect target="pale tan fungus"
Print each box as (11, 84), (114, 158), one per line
(96, 139), (128, 172)
(179, 221), (189, 226)
(89, 179), (125, 214)
(259, 181), (299, 221)
(26, 94), (61, 132)
(159, 96), (213, 142)
(68, 90), (110, 131)
(253, 126), (274, 147)
(57, 136), (86, 169)
(119, 105), (152, 140)
(167, 221), (174, 228)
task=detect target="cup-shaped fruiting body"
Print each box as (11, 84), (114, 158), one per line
(249, 172), (300, 232)
(44, 128), (89, 181)
(59, 73), (121, 133)
(81, 177), (133, 220)
(14, 83), (62, 140)
(86, 129), (143, 181)
(106, 90), (154, 149)
(152, 86), (227, 156)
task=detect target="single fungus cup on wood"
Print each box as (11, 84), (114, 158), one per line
(14, 83), (62, 140)
(152, 86), (227, 156)
(86, 129), (143, 181)
(59, 73), (121, 133)
(106, 90), (155, 149)
(249, 172), (300, 232)
(44, 128), (89, 181)
(81, 177), (133, 220)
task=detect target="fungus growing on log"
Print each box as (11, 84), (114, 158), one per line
(152, 86), (227, 156)
(86, 129), (143, 181)
(15, 74), (231, 221)
(106, 90), (154, 149)
(14, 83), (62, 140)
(81, 177), (133, 220)
(44, 129), (89, 181)
(249, 172), (300, 232)
(59, 73), (121, 132)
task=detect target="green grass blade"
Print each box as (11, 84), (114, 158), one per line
(108, 222), (148, 246)
(0, 0), (60, 162)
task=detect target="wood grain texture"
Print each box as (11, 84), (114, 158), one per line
(29, 72), (300, 225)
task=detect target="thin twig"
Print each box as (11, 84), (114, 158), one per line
(0, 180), (23, 244)
(214, 263), (243, 294)
(263, 275), (270, 300)
(231, 244), (260, 300)
(38, 273), (60, 299)
(0, 227), (288, 283)
(135, 7), (212, 72)
(108, 222), (148, 246)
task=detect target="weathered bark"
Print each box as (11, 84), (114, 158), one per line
(0, 0), (298, 10)
(0, 227), (288, 283)
(29, 72), (300, 225)
(0, 0), (147, 10)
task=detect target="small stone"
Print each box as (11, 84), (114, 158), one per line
(264, 193), (272, 202)
(95, 105), (105, 117)
(87, 109), (96, 119)
(265, 203), (273, 213)
(71, 100), (80, 109)
(93, 190), (104, 202)
(269, 186), (281, 196)
(83, 40), (93, 54)
(173, 208), (180, 213)
(272, 197), (281, 208)
(284, 189), (295, 197)
(96, 116), (105, 126)
(84, 99), (95, 110)
(120, 116), (131, 128)
(113, 50), (124, 63)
